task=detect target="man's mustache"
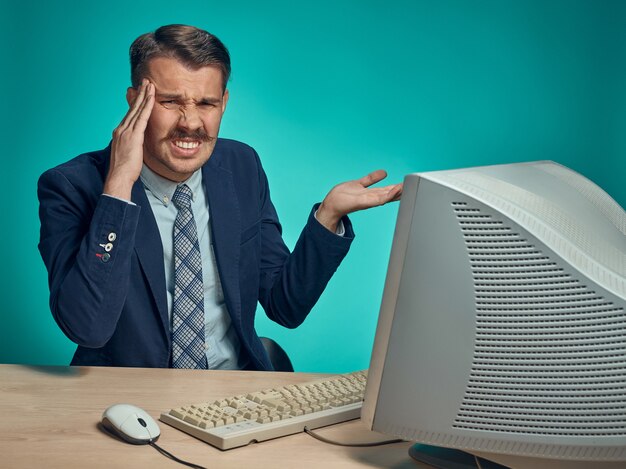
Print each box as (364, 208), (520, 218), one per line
(165, 129), (214, 142)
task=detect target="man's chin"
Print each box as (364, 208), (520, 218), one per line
(167, 158), (210, 180)
(145, 155), (210, 182)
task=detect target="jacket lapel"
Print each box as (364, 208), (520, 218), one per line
(131, 181), (170, 339)
(202, 160), (242, 326)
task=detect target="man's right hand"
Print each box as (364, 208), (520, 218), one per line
(103, 79), (155, 200)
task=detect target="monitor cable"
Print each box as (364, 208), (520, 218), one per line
(304, 426), (405, 447)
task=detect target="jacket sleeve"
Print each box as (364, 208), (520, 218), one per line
(37, 168), (141, 347)
(253, 153), (354, 329)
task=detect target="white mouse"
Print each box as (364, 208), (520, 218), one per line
(102, 403), (161, 445)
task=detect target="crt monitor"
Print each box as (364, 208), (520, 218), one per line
(362, 161), (626, 469)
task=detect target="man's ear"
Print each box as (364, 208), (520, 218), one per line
(221, 89), (229, 113)
(126, 87), (137, 107)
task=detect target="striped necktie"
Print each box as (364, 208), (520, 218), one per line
(171, 183), (208, 369)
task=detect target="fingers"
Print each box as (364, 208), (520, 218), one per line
(106, 79), (154, 198)
(355, 170), (402, 204)
(131, 82), (155, 132)
(387, 183), (403, 202)
(357, 169), (388, 188)
(118, 79), (153, 132)
(369, 184), (403, 205)
(118, 79), (148, 129)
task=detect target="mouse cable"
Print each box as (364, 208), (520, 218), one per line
(303, 426), (405, 447)
(149, 441), (207, 469)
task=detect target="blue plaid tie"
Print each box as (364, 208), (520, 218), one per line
(171, 184), (208, 369)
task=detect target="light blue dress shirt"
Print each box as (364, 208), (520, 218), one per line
(105, 164), (345, 370)
(140, 165), (247, 370)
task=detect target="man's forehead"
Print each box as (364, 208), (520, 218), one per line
(145, 57), (224, 93)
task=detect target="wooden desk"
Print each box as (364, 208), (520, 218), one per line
(0, 364), (417, 468)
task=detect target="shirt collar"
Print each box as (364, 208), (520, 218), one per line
(140, 164), (203, 207)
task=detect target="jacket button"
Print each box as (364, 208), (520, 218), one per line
(108, 232), (117, 242)
(102, 253), (111, 263)
(104, 243), (113, 252)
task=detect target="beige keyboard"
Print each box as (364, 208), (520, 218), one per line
(160, 370), (367, 450)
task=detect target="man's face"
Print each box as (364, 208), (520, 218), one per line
(127, 56), (229, 182)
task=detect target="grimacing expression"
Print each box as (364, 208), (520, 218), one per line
(127, 56), (229, 182)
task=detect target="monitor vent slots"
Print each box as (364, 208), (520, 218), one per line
(450, 202), (626, 437)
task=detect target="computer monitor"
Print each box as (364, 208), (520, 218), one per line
(362, 161), (626, 469)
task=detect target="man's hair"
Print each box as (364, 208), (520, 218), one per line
(129, 24), (231, 91)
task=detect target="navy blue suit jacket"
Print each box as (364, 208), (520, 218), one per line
(38, 139), (353, 370)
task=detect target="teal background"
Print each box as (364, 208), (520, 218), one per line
(1, 1), (625, 373)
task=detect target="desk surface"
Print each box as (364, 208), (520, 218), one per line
(0, 364), (418, 468)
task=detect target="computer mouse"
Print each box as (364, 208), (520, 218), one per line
(102, 403), (161, 445)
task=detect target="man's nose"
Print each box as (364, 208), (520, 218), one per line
(177, 104), (202, 130)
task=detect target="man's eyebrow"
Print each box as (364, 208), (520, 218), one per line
(196, 97), (222, 105)
(155, 93), (221, 104)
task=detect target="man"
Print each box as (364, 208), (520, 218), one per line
(38, 25), (401, 370)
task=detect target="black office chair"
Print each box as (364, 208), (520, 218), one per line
(260, 337), (294, 372)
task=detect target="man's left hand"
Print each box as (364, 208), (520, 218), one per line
(316, 170), (403, 233)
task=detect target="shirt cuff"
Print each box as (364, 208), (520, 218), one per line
(313, 209), (345, 237)
(102, 193), (136, 206)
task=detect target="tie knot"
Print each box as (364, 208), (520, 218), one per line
(172, 184), (193, 210)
